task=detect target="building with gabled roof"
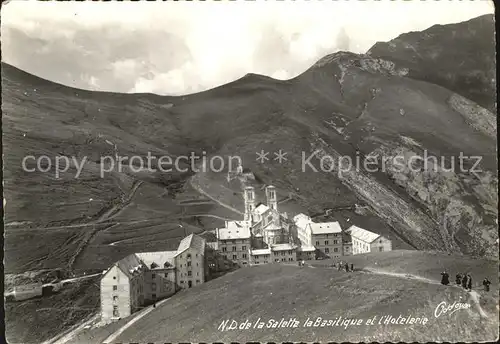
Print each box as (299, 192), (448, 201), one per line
(101, 233), (208, 322)
(347, 225), (392, 255)
(100, 254), (147, 321)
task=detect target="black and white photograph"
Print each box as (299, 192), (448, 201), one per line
(1, 0), (498, 343)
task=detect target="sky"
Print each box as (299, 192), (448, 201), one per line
(1, 0), (495, 96)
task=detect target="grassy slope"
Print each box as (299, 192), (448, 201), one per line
(80, 251), (497, 343)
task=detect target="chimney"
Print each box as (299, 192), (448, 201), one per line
(265, 185), (277, 211)
(243, 186), (255, 222)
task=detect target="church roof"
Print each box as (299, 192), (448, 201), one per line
(255, 203), (270, 215)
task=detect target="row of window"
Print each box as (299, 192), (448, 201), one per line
(222, 246), (247, 252)
(315, 240), (339, 246)
(179, 253), (199, 259)
(222, 254), (248, 260)
(312, 233), (338, 238)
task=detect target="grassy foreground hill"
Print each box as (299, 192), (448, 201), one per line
(71, 251), (498, 343)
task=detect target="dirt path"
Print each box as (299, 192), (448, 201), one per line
(40, 314), (100, 344)
(292, 263), (489, 319)
(102, 297), (171, 344)
(189, 178), (243, 216)
(360, 267), (489, 319)
(68, 181), (144, 271)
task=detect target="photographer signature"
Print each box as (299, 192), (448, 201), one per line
(434, 298), (471, 318)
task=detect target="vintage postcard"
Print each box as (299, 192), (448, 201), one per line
(1, 0), (498, 343)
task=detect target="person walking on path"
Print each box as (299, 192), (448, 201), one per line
(440, 271), (450, 285)
(456, 273), (462, 285)
(466, 274), (472, 291)
(482, 278), (491, 292)
(350, 263), (354, 272)
(338, 261), (343, 271)
(461, 273), (468, 289)
(344, 262), (349, 272)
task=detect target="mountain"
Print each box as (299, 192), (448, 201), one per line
(367, 14), (496, 113)
(2, 14), (497, 277)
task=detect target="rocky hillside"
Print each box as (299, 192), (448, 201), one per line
(367, 14), (496, 113)
(2, 14), (497, 275)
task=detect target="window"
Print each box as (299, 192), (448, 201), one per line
(242, 246), (247, 251)
(197, 272), (199, 276)
(232, 246), (237, 251)
(264, 261), (268, 264)
(187, 261), (191, 267)
(316, 241), (320, 245)
(113, 285), (117, 291)
(187, 254), (191, 259)
(289, 258), (293, 261)
(325, 248), (330, 253)
(196, 280), (200, 283)
(275, 259), (279, 262)
(222, 247), (227, 252)
(151, 273), (156, 279)
(334, 234), (338, 237)
(325, 240), (329, 245)
(379, 239), (383, 244)
(334, 248), (338, 252)
(242, 253), (247, 258)
(152, 293), (156, 299)
(188, 271), (192, 276)
(113, 296), (118, 301)
(333, 240), (338, 244)
(180, 280), (184, 284)
(152, 283), (157, 290)
(232, 255), (237, 260)
(164, 273), (168, 278)
(281, 251), (285, 256)
(113, 276), (116, 280)
(379, 247), (384, 252)
(113, 306), (119, 317)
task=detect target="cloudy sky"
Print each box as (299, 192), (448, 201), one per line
(1, 0), (494, 95)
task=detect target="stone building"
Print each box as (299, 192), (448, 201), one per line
(100, 233), (207, 321)
(136, 251), (177, 302)
(100, 254), (146, 321)
(175, 234), (207, 289)
(348, 225), (392, 254)
(216, 221), (251, 267)
(310, 222), (343, 258)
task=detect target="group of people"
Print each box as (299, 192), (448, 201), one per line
(332, 261), (354, 272)
(298, 260), (306, 267)
(440, 271), (492, 292)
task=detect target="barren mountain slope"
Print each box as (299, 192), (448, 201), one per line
(367, 14), (496, 112)
(2, 15), (497, 275)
